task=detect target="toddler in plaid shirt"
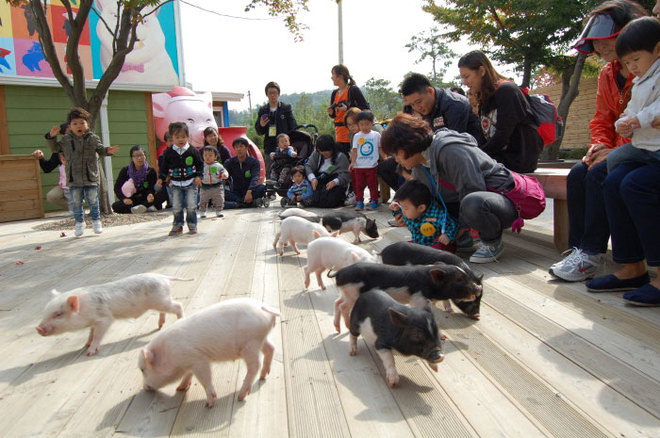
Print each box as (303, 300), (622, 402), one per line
(389, 179), (459, 252)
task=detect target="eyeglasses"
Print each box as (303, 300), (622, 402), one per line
(132, 153), (146, 158)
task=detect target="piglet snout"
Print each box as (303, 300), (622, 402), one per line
(35, 326), (48, 336)
(143, 384), (154, 392)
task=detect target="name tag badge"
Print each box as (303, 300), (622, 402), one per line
(268, 125), (277, 137)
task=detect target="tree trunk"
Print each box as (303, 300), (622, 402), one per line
(539, 53), (587, 161)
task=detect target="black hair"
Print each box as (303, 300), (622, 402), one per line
(381, 113), (433, 157)
(616, 16), (660, 58)
(356, 110), (375, 123)
(202, 145), (219, 157)
(232, 137), (250, 148)
(393, 179), (432, 207)
(130, 145), (145, 157)
(265, 81), (281, 95)
(291, 165), (305, 177)
(400, 73), (432, 97)
(450, 87), (466, 96)
(168, 122), (189, 137)
(203, 126), (226, 146)
(67, 107), (91, 123)
(163, 132), (170, 142)
(315, 134), (336, 152)
(331, 64), (356, 87)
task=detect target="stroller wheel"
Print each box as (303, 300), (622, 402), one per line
(280, 198), (290, 208)
(262, 196), (270, 208)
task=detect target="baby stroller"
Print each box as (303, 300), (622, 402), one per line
(265, 124), (317, 205)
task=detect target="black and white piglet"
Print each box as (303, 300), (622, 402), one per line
(329, 262), (481, 332)
(349, 289), (444, 387)
(381, 241), (484, 319)
(321, 211), (379, 243)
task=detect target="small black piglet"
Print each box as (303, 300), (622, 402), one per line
(381, 241), (484, 319)
(322, 212), (378, 243)
(349, 289), (444, 388)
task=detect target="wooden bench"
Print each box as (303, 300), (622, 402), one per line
(526, 168), (570, 252)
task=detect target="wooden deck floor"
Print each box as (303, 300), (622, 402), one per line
(1, 203), (659, 438)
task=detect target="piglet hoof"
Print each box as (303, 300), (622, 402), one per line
(440, 332), (448, 341)
(86, 347), (98, 356)
(386, 371), (400, 388)
(470, 313), (481, 320)
(428, 362), (439, 372)
(442, 300), (454, 312)
(334, 322), (341, 334)
(320, 284), (326, 291)
(206, 392), (217, 408)
(237, 388), (250, 402)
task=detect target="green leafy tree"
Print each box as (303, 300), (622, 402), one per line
(405, 27), (456, 85)
(364, 78), (402, 121)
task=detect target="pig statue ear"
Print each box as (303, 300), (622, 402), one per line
(141, 349), (155, 367)
(389, 307), (410, 328)
(429, 268), (447, 285)
(66, 295), (80, 313)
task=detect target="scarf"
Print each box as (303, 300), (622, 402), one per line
(128, 161), (149, 188)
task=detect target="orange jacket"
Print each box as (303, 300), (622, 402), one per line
(589, 60), (633, 149)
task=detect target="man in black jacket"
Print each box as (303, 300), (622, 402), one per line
(255, 81), (297, 174)
(401, 73), (485, 145)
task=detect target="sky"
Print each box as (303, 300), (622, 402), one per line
(178, 0), (484, 112)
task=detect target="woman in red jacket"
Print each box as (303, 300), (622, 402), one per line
(549, 0), (647, 283)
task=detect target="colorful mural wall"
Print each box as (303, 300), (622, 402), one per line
(0, 1), (180, 86)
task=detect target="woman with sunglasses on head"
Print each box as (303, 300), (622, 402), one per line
(548, 0), (647, 283)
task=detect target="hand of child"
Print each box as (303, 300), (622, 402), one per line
(348, 162), (355, 170)
(653, 115), (660, 129)
(147, 193), (154, 203)
(291, 150), (297, 158)
(32, 149), (44, 159)
(616, 117), (639, 137)
(194, 177), (202, 188)
(389, 201), (400, 211)
(123, 198), (133, 205)
(269, 152), (275, 160)
(438, 234), (450, 245)
(155, 179), (162, 190)
(48, 125), (60, 138)
(107, 145), (120, 155)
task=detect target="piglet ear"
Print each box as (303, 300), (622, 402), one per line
(141, 349), (155, 366)
(331, 231), (339, 238)
(66, 295), (80, 313)
(312, 230), (320, 238)
(389, 307), (409, 328)
(429, 268), (446, 285)
(50, 289), (60, 297)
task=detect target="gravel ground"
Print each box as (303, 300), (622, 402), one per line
(33, 211), (171, 231)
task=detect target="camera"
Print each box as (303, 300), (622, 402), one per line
(330, 100), (350, 110)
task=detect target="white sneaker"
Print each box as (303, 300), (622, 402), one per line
(92, 220), (103, 234)
(74, 221), (85, 237)
(469, 240), (504, 263)
(131, 204), (147, 214)
(549, 248), (602, 282)
(200, 211), (207, 218)
(344, 191), (357, 206)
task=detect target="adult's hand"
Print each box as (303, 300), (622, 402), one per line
(588, 147), (611, 168)
(325, 180), (337, 190)
(583, 144), (607, 166)
(653, 115), (660, 129)
(259, 113), (269, 127)
(311, 179), (319, 190)
(244, 190), (253, 204)
(122, 198), (133, 206)
(147, 193), (154, 203)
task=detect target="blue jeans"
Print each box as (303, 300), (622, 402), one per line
(607, 143), (660, 172)
(603, 162), (660, 266)
(69, 186), (101, 223)
(566, 161), (609, 254)
(171, 184), (198, 229)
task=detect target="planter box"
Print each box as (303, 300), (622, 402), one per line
(0, 154), (44, 222)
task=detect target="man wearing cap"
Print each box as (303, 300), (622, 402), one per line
(548, 0), (647, 283)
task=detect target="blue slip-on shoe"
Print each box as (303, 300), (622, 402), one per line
(623, 283), (660, 306)
(354, 201), (364, 211)
(367, 200), (379, 210)
(585, 272), (650, 293)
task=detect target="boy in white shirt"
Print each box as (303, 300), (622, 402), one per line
(349, 110), (386, 210)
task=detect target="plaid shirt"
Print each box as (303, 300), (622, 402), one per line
(392, 201), (459, 246)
